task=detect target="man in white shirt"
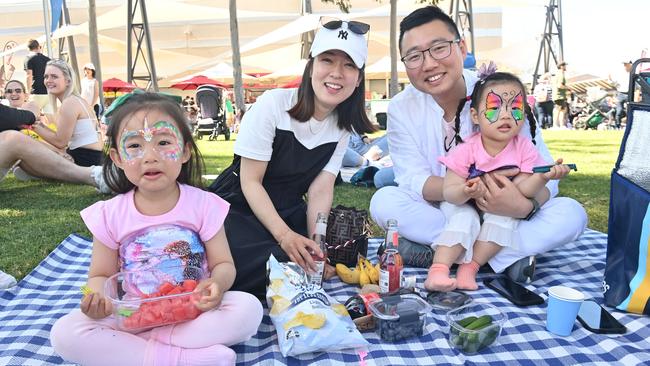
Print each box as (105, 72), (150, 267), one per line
(369, 6), (587, 282)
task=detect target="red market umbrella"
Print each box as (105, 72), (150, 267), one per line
(243, 82), (276, 90)
(102, 77), (137, 92)
(170, 75), (230, 90)
(279, 77), (302, 89)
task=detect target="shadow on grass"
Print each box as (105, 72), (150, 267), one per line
(0, 179), (99, 279)
(559, 173), (610, 233)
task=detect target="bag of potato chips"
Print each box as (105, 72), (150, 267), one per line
(266, 255), (368, 357)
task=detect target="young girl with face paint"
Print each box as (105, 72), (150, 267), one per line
(425, 72), (574, 292)
(50, 93), (263, 366)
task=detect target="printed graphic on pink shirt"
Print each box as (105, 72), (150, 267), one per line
(119, 224), (208, 297)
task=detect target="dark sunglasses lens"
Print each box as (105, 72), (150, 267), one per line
(348, 21), (370, 35)
(322, 20), (342, 30)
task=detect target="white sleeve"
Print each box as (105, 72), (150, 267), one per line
(233, 91), (277, 161)
(520, 121), (559, 198)
(387, 101), (433, 198)
(322, 132), (350, 175)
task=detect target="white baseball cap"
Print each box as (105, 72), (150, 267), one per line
(310, 20), (369, 69)
(83, 63), (95, 70)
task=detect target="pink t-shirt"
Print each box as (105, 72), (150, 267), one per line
(81, 184), (229, 296)
(438, 133), (546, 179)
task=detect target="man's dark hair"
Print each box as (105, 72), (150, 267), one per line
(398, 6), (461, 53)
(27, 39), (39, 51)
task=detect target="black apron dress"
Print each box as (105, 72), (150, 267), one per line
(209, 129), (337, 298)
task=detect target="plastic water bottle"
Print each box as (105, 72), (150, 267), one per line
(309, 212), (328, 288)
(379, 219), (403, 293)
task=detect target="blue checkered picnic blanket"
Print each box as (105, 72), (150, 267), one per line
(1, 230), (650, 366)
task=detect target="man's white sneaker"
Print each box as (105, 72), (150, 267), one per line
(505, 255), (536, 284)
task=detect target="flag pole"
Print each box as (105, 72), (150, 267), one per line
(42, 0), (53, 57)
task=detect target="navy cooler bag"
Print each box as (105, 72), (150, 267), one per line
(603, 68), (650, 314)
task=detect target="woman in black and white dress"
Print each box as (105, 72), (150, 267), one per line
(210, 18), (375, 298)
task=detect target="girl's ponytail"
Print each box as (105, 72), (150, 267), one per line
(450, 97), (468, 148)
(524, 103), (537, 145)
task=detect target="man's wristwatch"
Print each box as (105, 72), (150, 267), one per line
(524, 197), (540, 221)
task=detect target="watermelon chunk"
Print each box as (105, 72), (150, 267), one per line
(158, 282), (176, 295)
(182, 280), (198, 292)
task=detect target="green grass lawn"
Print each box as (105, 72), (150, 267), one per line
(0, 129), (623, 281)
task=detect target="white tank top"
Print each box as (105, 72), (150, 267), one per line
(80, 78), (96, 106)
(69, 96), (99, 150)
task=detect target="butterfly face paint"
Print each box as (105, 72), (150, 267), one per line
(119, 119), (184, 162)
(483, 90), (525, 124)
(510, 92), (524, 122)
(484, 91), (502, 123)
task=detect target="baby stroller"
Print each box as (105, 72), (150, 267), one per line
(572, 87), (614, 130)
(194, 84), (230, 141)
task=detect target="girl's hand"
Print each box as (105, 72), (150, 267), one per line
(194, 278), (224, 312)
(278, 229), (322, 274)
(80, 292), (113, 319)
(543, 158), (572, 180)
(464, 177), (487, 200)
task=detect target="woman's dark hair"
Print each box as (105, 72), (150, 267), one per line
(86, 68), (96, 78)
(287, 58), (376, 134)
(103, 93), (204, 193)
(399, 6), (461, 54)
(467, 72), (537, 144)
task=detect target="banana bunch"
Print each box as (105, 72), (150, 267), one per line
(335, 256), (381, 287)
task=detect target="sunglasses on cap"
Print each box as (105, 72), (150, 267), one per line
(5, 88), (24, 94)
(320, 16), (370, 35)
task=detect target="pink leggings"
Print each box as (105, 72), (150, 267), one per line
(50, 291), (263, 366)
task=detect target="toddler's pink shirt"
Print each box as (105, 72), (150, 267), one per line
(439, 133), (546, 179)
(81, 183), (229, 250)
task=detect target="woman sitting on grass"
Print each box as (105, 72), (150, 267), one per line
(30, 59), (103, 167)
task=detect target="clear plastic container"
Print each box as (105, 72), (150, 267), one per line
(446, 302), (506, 354)
(367, 294), (432, 342)
(104, 266), (205, 332)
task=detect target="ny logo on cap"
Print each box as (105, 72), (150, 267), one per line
(338, 30), (348, 40)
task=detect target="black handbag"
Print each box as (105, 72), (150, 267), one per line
(325, 205), (370, 267)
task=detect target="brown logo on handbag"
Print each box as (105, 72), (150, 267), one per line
(325, 205), (371, 267)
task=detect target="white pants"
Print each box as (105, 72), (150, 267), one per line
(436, 202), (520, 264)
(370, 186), (588, 272)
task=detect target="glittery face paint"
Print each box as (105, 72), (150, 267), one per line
(119, 120), (184, 162)
(483, 89), (524, 124)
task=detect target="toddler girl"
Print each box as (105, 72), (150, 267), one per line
(50, 93), (263, 366)
(425, 72), (573, 292)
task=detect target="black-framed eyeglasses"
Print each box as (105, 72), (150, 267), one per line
(4, 88), (23, 94)
(320, 16), (370, 35)
(401, 39), (461, 69)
